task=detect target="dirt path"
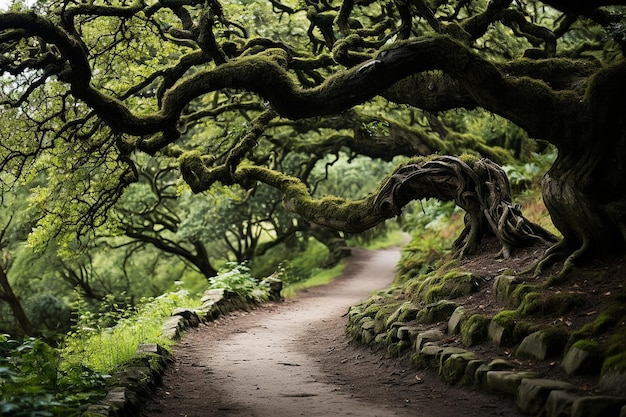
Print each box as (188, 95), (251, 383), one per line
(140, 248), (521, 417)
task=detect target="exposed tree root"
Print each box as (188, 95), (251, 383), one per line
(375, 156), (558, 258)
(523, 236), (591, 279)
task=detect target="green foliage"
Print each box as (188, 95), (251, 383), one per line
(22, 294), (72, 335)
(349, 227), (406, 250)
(0, 334), (108, 417)
(251, 238), (329, 283)
(62, 288), (200, 373)
(501, 149), (557, 193)
(280, 262), (345, 299)
(209, 263), (269, 302)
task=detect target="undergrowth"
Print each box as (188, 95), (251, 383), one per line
(0, 334), (109, 417)
(0, 288), (201, 417)
(62, 288), (201, 373)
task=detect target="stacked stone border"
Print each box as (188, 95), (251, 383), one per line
(81, 286), (274, 417)
(346, 275), (626, 417)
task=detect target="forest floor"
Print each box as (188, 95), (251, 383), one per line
(139, 247), (524, 417)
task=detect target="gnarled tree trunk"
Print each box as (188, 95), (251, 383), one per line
(539, 62), (626, 271)
(375, 156), (558, 258)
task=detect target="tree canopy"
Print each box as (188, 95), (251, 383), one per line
(1, 0), (626, 274)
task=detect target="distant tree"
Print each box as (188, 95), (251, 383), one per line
(0, 209), (36, 336)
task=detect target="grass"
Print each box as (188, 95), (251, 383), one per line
(351, 227), (408, 250)
(62, 289), (201, 373)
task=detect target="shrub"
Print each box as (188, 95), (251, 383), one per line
(0, 334), (108, 417)
(209, 263), (269, 302)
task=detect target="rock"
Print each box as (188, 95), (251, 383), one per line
(413, 343), (444, 370)
(516, 378), (577, 415)
(447, 306), (466, 335)
(161, 315), (186, 340)
(486, 371), (538, 395)
(201, 288), (226, 304)
(136, 343), (167, 356)
(493, 273), (520, 305)
(104, 386), (137, 410)
(82, 403), (116, 417)
(439, 272), (480, 299)
(516, 330), (566, 361)
(361, 329), (375, 344)
(488, 320), (515, 347)
(488, 358), (516, 370)
(416, 300), (457, 324)
(385, 301), (419, 327)
(359, 318), (376, 344)
(385, 326), (400, 343)
(474, 363), (491, 387)
(439, 347), (470, 365)
(461, 314), (490, 346)
(441, 351), (478, 384)
(359, 317), (376, 331)
(172, 308), (200, 327)
(414, 329), (445, 351)
(545, 390), (580, 417)
(561, 345), (602, 376)
(109, 366), (156, 397)
(260, 276), (283, 301)
(461, 359), (486, 387)
(470, 359), (516, 388)
(397, 325), (420, 343)
(571, 396), (626, 417)
(600, 369), (626, 396)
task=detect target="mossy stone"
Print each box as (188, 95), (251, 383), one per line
(516, 328), (568, 360)
(461, 359), (486, 387)
(415, 344), (444, 370)
(426, 271), (480, 302)
(561, 341), (602, 376)
(447, 306), (466, 335)
(414, 329), (445, 351)
(385, 301), (419, 327)
(516, 378), (577, 415)
(493, 274), (521, 305)
(519, 291), (584, 317)
(600, 353), (626, 395)
(485, 371), (538, 395)
(461, 314), (491, 346)
(510, 283), (537, 307)
(416, 300), (457, 324)
(441, 351), (478, 384)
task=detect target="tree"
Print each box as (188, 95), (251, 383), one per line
(0, 190), (38, 335)
(1, 0), (625, 275)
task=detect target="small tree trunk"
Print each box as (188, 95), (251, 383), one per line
(0, 267), (36, 336)
(309, 224), (351, 267)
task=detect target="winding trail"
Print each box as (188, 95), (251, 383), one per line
(140, 248), (520, 417)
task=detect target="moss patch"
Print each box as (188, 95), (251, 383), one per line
(602, 352), (626, 375)
(461, 314), (491, 347)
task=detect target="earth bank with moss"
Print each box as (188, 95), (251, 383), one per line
(346, 237), (626, 417)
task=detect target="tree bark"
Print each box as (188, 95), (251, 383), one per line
(0, 267), (36, 336)
(375, 156), (558, 258)
(538, 61), (626, 270)
(222, 157), (557, 259)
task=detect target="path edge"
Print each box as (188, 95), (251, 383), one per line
(80, 288), (269, 417)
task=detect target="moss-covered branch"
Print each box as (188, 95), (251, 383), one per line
(179, 153), (557, 256)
